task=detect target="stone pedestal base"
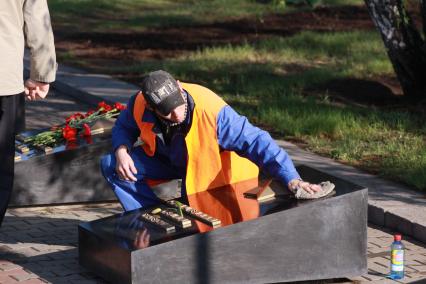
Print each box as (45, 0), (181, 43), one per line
(78, 165), (368, 283)
(11, 131), (116, 206)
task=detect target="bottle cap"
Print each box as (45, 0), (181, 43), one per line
(394, 234), (402, 241)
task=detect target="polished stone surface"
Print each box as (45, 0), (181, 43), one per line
(11, 130), (116, 206)
(79, 165), (368, 283)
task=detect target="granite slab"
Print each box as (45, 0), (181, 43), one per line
(78, 165), (368, 283)
(11, 130), (116, 206)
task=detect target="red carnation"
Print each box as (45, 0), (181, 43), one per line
(98, 101), (112, 113)
(82, 123), (91, 137)
(74, 113), (85, 120)
(62, 125), (77, 142)
(85, 109), (95, 117)
(114, 102), (126, 111)
(65, 115), (74, 124)
(65, 113), (84, 124)
(98, 101), (106, 109)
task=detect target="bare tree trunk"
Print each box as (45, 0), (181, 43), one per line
(422, 0), (426, 34)
(365, 0), (426, 101)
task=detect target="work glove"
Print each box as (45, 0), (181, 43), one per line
(294, 181), (335, 199)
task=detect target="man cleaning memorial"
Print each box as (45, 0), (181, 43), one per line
(101, 70), (334, 216)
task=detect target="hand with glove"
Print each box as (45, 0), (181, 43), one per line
(288, 179), (335, 199)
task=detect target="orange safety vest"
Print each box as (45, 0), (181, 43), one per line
(133, 83), (260, 229)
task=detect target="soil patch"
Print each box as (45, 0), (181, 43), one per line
(55, 5), (374, 60)
(54, 5), (412, 107)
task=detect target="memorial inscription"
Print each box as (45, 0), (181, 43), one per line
(158, 209), (192, 228)
(166, 200), (222, 228)
(139, 213), (176, 233)
(15, 141), (29, 154)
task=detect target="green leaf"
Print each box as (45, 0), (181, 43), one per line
(175, 201), (184, 217)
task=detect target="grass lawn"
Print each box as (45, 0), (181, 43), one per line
(49, 0), (287, 31)
(49, 0), (362, 32)
(49, 0), (426, 191)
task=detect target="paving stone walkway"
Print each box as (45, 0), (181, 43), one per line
(0, 203), (425, 284)
(25, 88), (92, 131)
(0, 204), (119, 284)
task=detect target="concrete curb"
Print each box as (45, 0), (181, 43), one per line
(24, 59), (426, 244)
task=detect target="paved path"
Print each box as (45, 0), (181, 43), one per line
(25, 89), (92, 130)
(1, 204), (119, 284)
(1, 204), (426, 284)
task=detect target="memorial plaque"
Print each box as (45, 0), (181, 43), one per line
(79, 165), (368, 284)
(14, 152), (22, 162)
(165, 200), (221, 228)
(139, 213), (176, 233)
(158, 209), (192, 228)
(15, 141), (30, 154)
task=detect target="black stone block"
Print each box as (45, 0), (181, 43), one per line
(11, 130), (116, 206)
(78, 165), (368, 283)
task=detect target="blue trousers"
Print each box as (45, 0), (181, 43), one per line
(101, 147), (184, 211)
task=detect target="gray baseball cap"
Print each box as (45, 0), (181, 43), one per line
(141, 70), (185, 115)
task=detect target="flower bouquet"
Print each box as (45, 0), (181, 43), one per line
(24, 101), (126, 149)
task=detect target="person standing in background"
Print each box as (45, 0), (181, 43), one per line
(0, 0), (57, 226)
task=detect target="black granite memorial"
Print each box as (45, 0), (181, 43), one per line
(11, 124), (116, 206)
(78, 165), (368, 284)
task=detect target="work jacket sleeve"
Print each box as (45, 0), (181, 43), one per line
(217, 105), (300, 185)
(23, 0), (57, 83)
(112, 95), (140, 153)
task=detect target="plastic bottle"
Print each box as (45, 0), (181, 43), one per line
(389, 234), (404, 279)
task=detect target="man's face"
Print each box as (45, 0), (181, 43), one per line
(145, 80), (186, 124)
(146, 87), (186, 124)
(155, 103), (186, 124)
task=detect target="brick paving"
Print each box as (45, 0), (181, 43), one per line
(0, 204), (425, 284)
(0, 204), (121, 284)
(352, 225), (426, 283)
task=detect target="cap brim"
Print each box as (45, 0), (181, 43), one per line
(156, 93), (185, 115)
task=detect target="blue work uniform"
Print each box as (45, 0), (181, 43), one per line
(101, 91), (300, 211)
